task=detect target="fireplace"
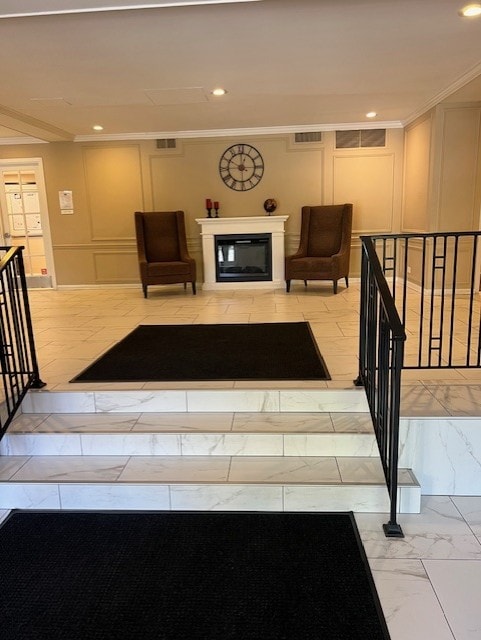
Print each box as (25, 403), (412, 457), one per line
(215, 234), (272, 282)
(196, 215), (289, 290)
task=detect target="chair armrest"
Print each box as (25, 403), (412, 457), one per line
(286, 247), (308, 260)
(332, 245), (350, 259)
(179, 248), (194, 263)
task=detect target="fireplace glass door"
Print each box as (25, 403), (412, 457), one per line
(215, 233), (272, 282)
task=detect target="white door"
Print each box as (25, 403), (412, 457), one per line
(0, 158), (55, 288)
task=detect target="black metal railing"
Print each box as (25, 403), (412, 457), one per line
(358, 230), (481, 537)
(0, 246), (45, 441)
(372, 232), (481, 370)
(356, 236), (406, 537)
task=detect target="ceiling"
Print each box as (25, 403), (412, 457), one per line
(1, 0), (481, 143)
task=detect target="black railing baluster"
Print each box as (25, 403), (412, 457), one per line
(466, 234), (478, 367)
(447, 237), (459, 367)
(428, 238), (437, 367)
(437, 236), (448, 367)
(383, 333), (404, 537)
(419, 237), (427, 367)
(392, 237), (398, 304)
(476, 235), (481, 367)
(402, 237), (409, 328)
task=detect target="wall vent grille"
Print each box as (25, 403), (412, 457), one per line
(335, 129), (386, 149)
(294, 131), (322, 143)
(156, 138), (177, 149)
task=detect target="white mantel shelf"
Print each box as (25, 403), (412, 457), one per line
(196, 215), (289, 290)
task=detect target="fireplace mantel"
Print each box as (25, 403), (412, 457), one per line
(196, 215), (289, 290)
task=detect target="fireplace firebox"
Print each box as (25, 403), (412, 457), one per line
(195, 216), (288, 290)
(215, 233), (272, 282)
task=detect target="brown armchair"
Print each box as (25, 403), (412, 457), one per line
(285, 204), (353, 294)
(134, 210), (196, 298)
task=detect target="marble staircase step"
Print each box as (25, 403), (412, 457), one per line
(2, 406), (421, 514)
(20, 387), (370, 414)
(0, 431), (379, 457)
(2, 410), (378, 457)
(6, 411), (377, 434)
(0, 454), (420, 513)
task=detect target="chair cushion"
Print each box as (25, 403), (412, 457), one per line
(288, 257), (334, 277)
(146, 261), (192, 277)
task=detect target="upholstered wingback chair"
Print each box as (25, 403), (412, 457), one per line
(134, 210), (196, 298)
(285, 204), (353, 294)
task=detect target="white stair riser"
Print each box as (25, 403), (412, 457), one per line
(0, 482), (421, 513)
(21, 389), (370, 414)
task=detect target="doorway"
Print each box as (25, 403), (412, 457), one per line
(0, 158), (55, 288)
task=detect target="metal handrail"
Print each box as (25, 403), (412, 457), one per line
(359, 230), (481, 537)
(371, 231), (481, 369)
(0, 246), (45, 440)
(357, 236), (406, 537)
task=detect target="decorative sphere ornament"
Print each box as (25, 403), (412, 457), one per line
(263, 198), (277, 215)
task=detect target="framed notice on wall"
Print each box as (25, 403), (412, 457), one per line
(59, 190), (74, 214)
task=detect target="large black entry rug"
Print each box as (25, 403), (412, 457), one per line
(71, 322), (330, 382)
(0, 511), (389, 640)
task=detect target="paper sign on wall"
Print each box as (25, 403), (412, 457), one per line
(59, 190), (74, 214)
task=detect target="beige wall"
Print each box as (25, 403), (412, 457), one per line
(434, 104), (481, 233)
(404, 103), (481, 234)
(403, 113), (433, 232)
(401, 102), (481, 287)
(0, 130), (405, 286)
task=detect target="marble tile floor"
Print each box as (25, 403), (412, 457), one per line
(24, 283), (481, 418)
(357, 495), (481, 640)
(4, 282), (481, 639)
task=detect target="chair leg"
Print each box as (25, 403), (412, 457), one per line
(142, 284), (148, 298)
(345, 276), (349, 288)
(286, 280), (291, 293)
(304, 280), (308, 287)
(192, 281), (196, 295)
(183, 282), (187, 290)
(333, 280), (338, 294)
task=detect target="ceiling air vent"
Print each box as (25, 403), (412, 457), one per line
(336, 129), (386, 149)
(294, 131), (322, 143)
(156, 138), (177, 149)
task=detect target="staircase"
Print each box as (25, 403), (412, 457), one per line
(0, 387), (421, 513)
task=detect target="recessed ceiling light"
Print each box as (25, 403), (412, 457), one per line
(366, 111), (377, 118)
(459, 4), (481, 16)
(211, 88), (227, 96)
(92, 125), (104, 131)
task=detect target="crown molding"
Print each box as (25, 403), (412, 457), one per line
(74, 121), (403, 142)
(403, 60), (481, 126)
(0, 0), (262, 19)
(0, 137), (48, 146)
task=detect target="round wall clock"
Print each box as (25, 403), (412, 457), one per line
(219, 143), (264, 191)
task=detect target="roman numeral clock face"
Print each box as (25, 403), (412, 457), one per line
(219, 144), (264, 191)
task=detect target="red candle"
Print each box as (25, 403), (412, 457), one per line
(214, 201), (219, 209)
(206, 198), (212, 208)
